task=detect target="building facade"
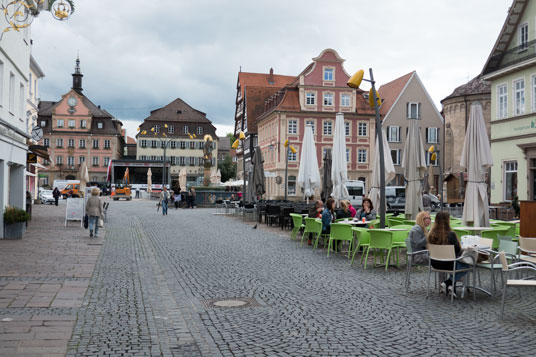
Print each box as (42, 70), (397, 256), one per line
(234, 69), (296, 181)
(482, 0), (536, 203)
(136, 98), (218, 187)
(0, 12), (33, 237)
(378, 71), (445, 189)
(38, 58), (125, 184)
(256, 49), (375, 200)
(441, 76), (491, 202)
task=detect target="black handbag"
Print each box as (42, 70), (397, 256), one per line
(84, 214), (89, 229)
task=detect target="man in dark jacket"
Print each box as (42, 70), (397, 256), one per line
(52, 188), (60, 206)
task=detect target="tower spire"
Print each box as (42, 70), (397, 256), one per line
(72, 55), (83, 93)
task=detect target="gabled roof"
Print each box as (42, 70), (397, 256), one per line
(378, 71), (415, 116)
(38, 91), (113, 118)
(441, 76), (490, 102)
(243, 86), (282, 133)
(482, 0), (529, 76)
(143, 98), (212, 124)
(257, 86), (300, 122)
(126, 136), (136, 144)
(237, 70), (296, 97)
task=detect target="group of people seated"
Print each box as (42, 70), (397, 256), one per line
(305, 197), (377, 246)
(409, 211), (468, 298)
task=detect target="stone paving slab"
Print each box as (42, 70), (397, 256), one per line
(0, 202), (103, 355)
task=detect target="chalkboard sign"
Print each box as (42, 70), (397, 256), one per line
(65, 198), (84, 227)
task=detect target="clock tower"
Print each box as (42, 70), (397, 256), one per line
(72, 56), (83, 94)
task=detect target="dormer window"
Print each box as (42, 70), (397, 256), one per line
(324, 68), (334, 81)
(97, 122), (103, 129)
(519, 22), (529, 51)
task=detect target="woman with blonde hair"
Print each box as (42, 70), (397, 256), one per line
(408, 211), (432, 265)
(85, 187), (103, 238)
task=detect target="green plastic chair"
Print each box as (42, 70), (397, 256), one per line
(313, 219), (330, 250)
(481, 227), (510, 250)
(388, 225), (411, 263)
(491, 222), (516, 237)
(365, 229), (395, 270)
(289, 213), (305, 241)
(351, 227), (371, 265)
(301, 217), (319, 246)
(327, 223), (353, 258)
(387, 217), (405, 227)
(452, 227), (471, 238)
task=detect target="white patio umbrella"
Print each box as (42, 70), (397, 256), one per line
(369, 129), (396, 211)
(331, 113), (350, 207)
(78, 161), (89, 197)
(147, 168), (152, 193)
(297, 125), (321, 202)
(461, 102), (493, 227)
(401, 119), (427, 219)
(178, 168), (187, 189)
(210, 168), (221, 184)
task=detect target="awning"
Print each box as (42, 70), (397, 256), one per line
(25, 171), (37, 177)
(28, 145), (50, 161)
(31, 162), (48, 169)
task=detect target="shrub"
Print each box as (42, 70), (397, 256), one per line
(3, 206), (29, 224)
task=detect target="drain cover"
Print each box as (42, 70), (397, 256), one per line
(201, 297), (260, 309)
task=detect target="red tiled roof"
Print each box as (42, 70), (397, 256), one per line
(126, 136), (136, 144)
(238, 71), (296, 97)
(378, 71), (415, 116)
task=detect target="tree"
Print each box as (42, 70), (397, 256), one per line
(226, 132), (236, 146)
(218, 154), (236, 183)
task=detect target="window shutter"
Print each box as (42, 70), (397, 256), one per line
(436, 128), (440, 143)
(406, 103), (409, 118)
(417, 103), (421, 119)
(386, 126), (391, 141)
(425, 128), (429, 143)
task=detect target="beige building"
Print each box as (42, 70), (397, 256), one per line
(136, 98), (218, 187)
(441, 76), (491, 202)
(378, 71), (444, 189)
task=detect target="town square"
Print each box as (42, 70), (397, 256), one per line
(1, 1), (536, 356)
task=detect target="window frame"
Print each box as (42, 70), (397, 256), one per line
(519, 22), (529, 51)
(68, 119), (75, 128)
(387, 126), (401, 143)
(305, 120), (315, 134)
(407, 102), (421, 119)
(323, 67), (334, 81)
(323, 121), (333, 136)
(341, 93), (350, 107)
(427, 127), (439, 144)
(513, 78), (525, 116)
(288, 119), (297, 134)
(357, 149), (367, 163)
(497, 83), (508, 119)
(57, 119), (64, 128)
(503, 160), (518, 201)
(323, 92), (334, 106)
(358, 122), (367, 137)
(391, 149), (401, 166)
(79, 139), (85, 148)
(305, 92), (316, 105)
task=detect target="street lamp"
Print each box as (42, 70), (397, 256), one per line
(283, 139), (296, 201)
(428, 145), (444, 210)
(347, 68), (386, 228)
(232, 131), (246, 205)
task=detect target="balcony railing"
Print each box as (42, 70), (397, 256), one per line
(484, 39), (536, 75)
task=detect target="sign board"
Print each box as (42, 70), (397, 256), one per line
(65, 197), (84, 227)
(27, 153), (37, 163)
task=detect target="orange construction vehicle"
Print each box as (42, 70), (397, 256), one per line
(60, 182), (81, 198)
(113, 168), (132, 201)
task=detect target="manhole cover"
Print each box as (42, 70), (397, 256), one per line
(1, 318), (13, 322)
(201, 297), (260, 309)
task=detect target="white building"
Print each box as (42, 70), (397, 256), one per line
(0, 9), (33, 237)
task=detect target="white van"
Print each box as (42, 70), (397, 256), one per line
(345, 180), (365, 208)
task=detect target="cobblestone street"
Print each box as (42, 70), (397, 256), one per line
(2, 200), (536, 356)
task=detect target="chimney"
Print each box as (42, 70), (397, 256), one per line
(268, 68), (274, 85)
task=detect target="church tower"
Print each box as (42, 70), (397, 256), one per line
(72, 56), (83, 93)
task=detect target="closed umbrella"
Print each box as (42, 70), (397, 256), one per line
(78, 161), (89, 197)
(297, 125), (321, 202)
(461, 102), (493, 227)
(179, 168), (187, 190)
(147, 168), (152, 193)
(331, 113), (350, 207)
(369, 129), (396, 211)
(251, 146), (266, 200)
(321, 150), (332, 201)
(402, 119), (427, 219)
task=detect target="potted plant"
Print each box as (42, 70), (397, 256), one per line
(3, 206), (29, 239)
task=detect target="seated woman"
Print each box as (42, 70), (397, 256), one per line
(321, 198), (336, 235)
(338, 200), (353, 219)
(427, 211), (469, 298)
(356, 198), (377, 221)
(408, 211), (432, 265)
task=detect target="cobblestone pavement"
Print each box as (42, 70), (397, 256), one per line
(66, 200), (535, 356)
(0, 201), (103, 356)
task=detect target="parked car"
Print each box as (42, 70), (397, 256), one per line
(423, 193), (441, 211)
(39, 190), (55, 204)
(387, 195), (405, 212)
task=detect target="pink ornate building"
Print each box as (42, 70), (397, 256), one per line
(38, 58), (124, 185)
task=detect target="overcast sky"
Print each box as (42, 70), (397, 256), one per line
(31, 0), (512, 139)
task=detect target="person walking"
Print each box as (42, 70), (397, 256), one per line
(52, 187), (60, 206)
(135, 186), (140, 199)
(85, 188), (103, 238)
(173, 191), (181, 209)
(160, 187), (170, 215)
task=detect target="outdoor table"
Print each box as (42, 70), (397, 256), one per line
(453, 226), (494, 236)
(460, 235), (493, 296)
(340, 219), (371, 226)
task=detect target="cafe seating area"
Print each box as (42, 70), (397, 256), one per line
(221, 201), (535, 318)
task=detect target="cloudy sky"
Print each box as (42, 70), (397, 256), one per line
(31, 0), (512, 139)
